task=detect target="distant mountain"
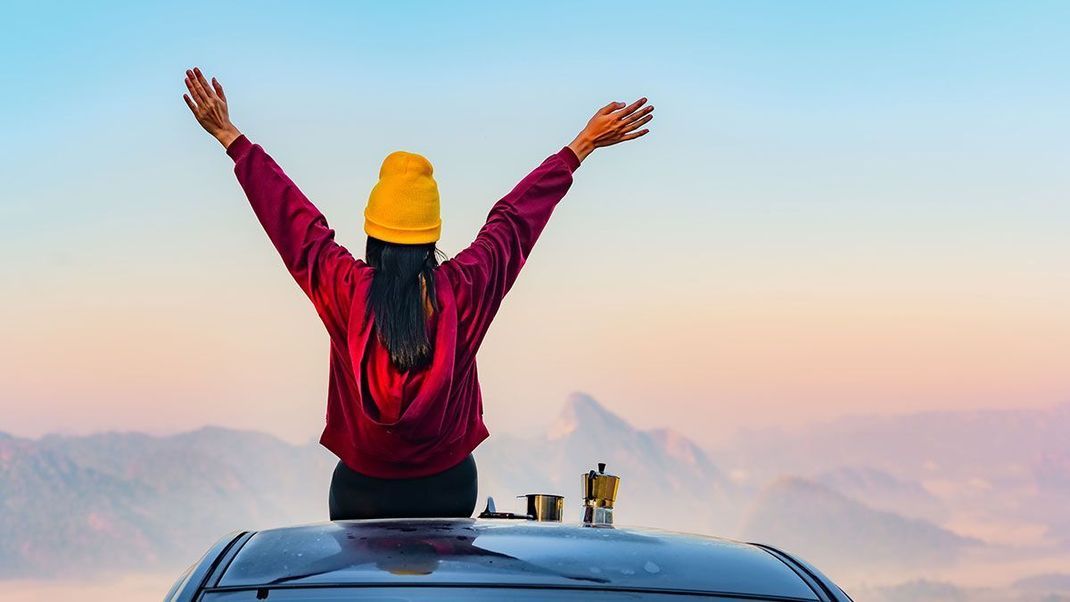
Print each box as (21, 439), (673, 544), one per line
(0, 427), (335, 578)
(479, 392), (738, 532)
(1013, 573), (1070, 592)
(720, 402), (1070, 484)
(814, 465), (947, 523)
(857, 577), (1070, 602)
(720, 401), (1070, 549)
(739, 477), (979, 574)
(858, 579), (970, 602)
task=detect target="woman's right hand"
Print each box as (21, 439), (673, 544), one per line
(568, 97), (653, 162)
(183, 66), (242, 148)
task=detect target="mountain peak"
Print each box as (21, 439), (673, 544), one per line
(547, 392), (634, 440)
(649, 428), (709, 467)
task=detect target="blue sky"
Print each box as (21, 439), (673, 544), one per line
(1, 1), (1068, 442)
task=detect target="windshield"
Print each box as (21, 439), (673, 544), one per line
(202, 588), (791, 601)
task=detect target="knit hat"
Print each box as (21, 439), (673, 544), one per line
(364, 150), (441, 244)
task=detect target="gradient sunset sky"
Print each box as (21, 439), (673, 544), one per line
(2, 1), (1068, 445)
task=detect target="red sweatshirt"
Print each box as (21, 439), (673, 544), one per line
(226, 134), (580, 478)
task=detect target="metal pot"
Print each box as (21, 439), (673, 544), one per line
(519, 493), (564, 522)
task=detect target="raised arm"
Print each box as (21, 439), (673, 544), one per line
(443, 97), (653, 349)
(183, 67), (359, 339)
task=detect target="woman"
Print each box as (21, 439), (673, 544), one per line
(182, 66), (653, 519)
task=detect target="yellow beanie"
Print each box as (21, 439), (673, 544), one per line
(364, 150), (441, 244)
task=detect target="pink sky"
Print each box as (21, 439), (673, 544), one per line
(3, 243), (1067, 446)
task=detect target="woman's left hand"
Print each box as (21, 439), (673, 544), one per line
(183, 66), (242, 148)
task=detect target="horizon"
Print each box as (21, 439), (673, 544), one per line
(4, 391), (1067, 446)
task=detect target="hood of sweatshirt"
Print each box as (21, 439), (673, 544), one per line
(346, 268), (460, 446)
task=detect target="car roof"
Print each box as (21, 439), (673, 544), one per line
(208, 518), (822, 600)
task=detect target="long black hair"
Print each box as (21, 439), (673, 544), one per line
(365, 236), (446, 373)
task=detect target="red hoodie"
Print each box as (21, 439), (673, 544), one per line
(226, 134), (580, 478)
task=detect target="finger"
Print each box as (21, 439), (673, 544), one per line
(613, 97), (648, 120)
(185, 70), (207, 105)
(616, 97), (648, 120)
(182, 93), (199, 115)
(193, 67), (215, 100)
(212, 77), (227, 102)
(604, 128), (650, 146)
(621, 113), (653, 133)
(598, 101), (624, 115)
(184, 75), (207, 106)
(187, 69), (210, 104)
(619, 128), (650, 142)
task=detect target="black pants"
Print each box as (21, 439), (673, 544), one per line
(329, 454), (478, 520)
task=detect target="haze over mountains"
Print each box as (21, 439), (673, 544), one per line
(2, 393), (1070, 600)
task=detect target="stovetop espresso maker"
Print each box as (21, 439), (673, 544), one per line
(582, 462), (620, 526)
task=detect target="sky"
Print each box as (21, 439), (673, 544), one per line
(1, 1), (1068, 446)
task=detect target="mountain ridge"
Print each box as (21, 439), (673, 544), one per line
(3, 394), (1068, 588)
